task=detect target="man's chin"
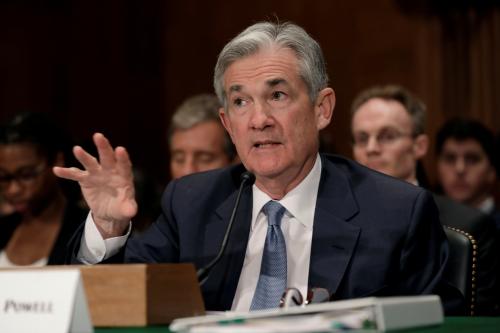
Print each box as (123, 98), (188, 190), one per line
(447, 192), (473, 204)
(367, 164), (391, 176)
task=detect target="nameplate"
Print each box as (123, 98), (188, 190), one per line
(0, 269), (93, 333)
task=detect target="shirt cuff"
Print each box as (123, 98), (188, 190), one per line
(77, 211), (131, 264)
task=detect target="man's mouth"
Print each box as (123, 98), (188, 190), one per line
(254, 141), (280, 148)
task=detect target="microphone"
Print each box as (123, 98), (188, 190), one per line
(197, 171), (256, 286)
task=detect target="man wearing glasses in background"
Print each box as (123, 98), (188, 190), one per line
(350, 84), (499, 315)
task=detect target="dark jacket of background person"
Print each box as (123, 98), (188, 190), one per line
(0, 202), (86, 264)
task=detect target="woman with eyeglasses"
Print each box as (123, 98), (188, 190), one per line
(0, 112), (85, 266)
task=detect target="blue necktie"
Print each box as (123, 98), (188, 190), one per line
(250, 200), (287, 310)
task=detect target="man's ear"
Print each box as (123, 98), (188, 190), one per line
(413, 134), (429, 159)
(486, 164), (497, 184)
(219, 107), (233, 138)
(315, 87), (335, 130)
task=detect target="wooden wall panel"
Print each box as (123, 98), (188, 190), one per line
(1, 0), (498, 188)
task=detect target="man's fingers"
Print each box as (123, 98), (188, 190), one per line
(53, 166), (86, 181)
(73, 145), (100, 171)
(115, 146), (134, 179)
(94, 133), (117, 169)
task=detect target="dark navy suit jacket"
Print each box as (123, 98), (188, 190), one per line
(68, 154), (460, 312)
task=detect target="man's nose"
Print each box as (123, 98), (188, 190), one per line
(3, 180), (23, 196)
(365, 136), (381, 153)
(180, 158), (198, 178)
(454, 157), (466, 174)
(249, 101), (273, 130)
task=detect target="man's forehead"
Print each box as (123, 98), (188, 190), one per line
(354, 124), (403, 133)
(444, 138), (485, 152)
(228, 77), (290, 92)
(222, 48), (301, 89)
(353, 105), (413, 130)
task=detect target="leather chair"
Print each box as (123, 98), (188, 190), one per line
(443, 227), (475, 315)
(434, 195), (500, 316)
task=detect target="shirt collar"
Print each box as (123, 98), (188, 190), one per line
(251, 154), (322, 230)
(478, 196), (495, 214)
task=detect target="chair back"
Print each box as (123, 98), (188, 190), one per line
(443, 226), (476, 315)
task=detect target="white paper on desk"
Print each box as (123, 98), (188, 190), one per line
(170, 295), (443, 333)
(188, 309), (375, 333)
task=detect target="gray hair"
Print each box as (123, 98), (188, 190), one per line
(168, 93), (236, 160)
(213, 21), (329, 108)
(351, 85), (427, 136)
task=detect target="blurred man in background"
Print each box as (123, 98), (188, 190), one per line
(350, 85), (428, 186)
(167, 94), (238, 179)
(436, 118), (500, 229)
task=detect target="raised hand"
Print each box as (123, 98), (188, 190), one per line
(53, 133), (137, 238)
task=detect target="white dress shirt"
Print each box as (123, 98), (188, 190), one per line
(478, 196), (495, 215)
(231, 155), (321, 311)
(78, 155), (322, 311)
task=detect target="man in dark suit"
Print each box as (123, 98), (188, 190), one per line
(350, 84), (498, 315)
(54, 22), (459, 313)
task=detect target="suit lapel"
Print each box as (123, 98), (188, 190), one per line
(203, 183), (253, 309)
(308, 156), (361, 298)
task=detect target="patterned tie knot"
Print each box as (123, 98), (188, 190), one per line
(263, 201), (286, 227)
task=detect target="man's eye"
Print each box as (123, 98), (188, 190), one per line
(172, 158), (185, 164)
(271, 91), (286, 100)
(197, 154), (216, 164)
(441, 153), (457, 164)
(171, 153), (185, 164)
(233, 98), (246, 107)
(380, 131), (397, 141)
(18, 171), (38, 181)
(464, 154), (481, 165)
(353, 134), (368, 146)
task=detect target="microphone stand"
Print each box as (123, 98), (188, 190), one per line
(197, 172), (255, 286)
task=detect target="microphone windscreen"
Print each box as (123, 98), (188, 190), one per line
(241, 171), (255, 185)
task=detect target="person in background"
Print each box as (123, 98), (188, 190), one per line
(436, 118), (500, 229)
(168, 94), (238, 179)
(0, 112), (86, 266)
(350, 84), (499, 315)
(351, 85), (428, 185)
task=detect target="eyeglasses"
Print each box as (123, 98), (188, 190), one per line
(352, 129), (415, 149)
(0, 164), (47, 189)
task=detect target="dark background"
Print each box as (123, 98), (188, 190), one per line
(1, 0), (499, 188)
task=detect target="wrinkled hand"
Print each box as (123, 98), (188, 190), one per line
(53, 133), (137, 238)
